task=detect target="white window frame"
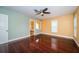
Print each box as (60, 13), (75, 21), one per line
(74, 15), (77, 37)
(36, 22), (39, 30)
(51, 20), (58, 32)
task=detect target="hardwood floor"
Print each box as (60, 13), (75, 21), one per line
(0, 34), (79, 53)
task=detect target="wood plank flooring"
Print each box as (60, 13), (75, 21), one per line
(0, 34), (79, 53)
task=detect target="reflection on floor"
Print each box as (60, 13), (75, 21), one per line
(0, 34), (79, 53)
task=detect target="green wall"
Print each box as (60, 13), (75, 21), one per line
(0, 7), (30, 40)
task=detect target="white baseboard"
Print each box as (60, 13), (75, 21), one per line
(0, 32), (75, 45)
(0, 36), (29, 45)
(40, 32), (79, 47)
(40, 32), (74, 39)
(8, 36), (30, 42)
(8, 33), (41, 43)
(8, 33), (73, 43)
(0, 33), (41, 45)
(8, 32), (73, 43)
(73, 38), (79, 47)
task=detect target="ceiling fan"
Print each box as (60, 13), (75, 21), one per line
(34, 8), (51, 16)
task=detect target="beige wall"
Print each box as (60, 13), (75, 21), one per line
(75, 7), (79, 41)
(41, 14), (74, 37)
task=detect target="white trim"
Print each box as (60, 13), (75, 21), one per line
(8, 33), (40, 43)
(0, 36), (29, 45)
(0, 33), (41, 45)
(0, 32), (76, 45)
(40, 32), (79, 47)
(73, 38), (79, 47)
(40, 32), (74, 39)
(8, 35), (30, 43)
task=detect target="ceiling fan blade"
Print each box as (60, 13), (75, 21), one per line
(36, 12), (41, 15)
(34, 8), (50, 16)
(34, 9), (39, 12)
(44, 12), (50, 14)
(34, 9), (41, 15)
(43, 8), (48, 12)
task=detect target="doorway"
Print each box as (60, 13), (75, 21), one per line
(0, 14), (8, 44)
(29, 19), (35, 36)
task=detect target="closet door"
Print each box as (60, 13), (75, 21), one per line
(30, 19), (35, 36)
(0, 14), (8, 44)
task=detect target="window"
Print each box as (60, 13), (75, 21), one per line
(51, 20), (58, 32)
(36, 22), (39, 30)
(74, 16), (77, 37)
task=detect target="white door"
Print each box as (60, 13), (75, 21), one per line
(0, 14), (8, 44)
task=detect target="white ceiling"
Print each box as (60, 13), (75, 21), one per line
(4, 6), (77, 19)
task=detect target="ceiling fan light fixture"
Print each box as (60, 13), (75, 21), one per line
(34, 8), (50, 16)
(40, 12), (44, 16)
